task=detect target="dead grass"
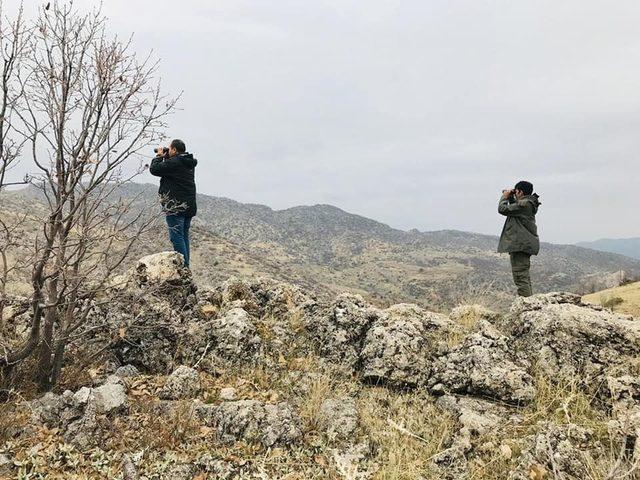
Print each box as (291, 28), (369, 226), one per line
(134, 399), (201, 450)
(298, 374), (334, 435)
(4, 345), (638, 479)
(584, 281), (640, 317)
(359, 387), (455, 480)
(466, 370), (619, 479)
(445, 304), (492, 348)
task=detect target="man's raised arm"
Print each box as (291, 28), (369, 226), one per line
(498, 191), (524, 217)
(149, 155), (181, 177)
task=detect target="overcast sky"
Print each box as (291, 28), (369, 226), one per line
(7, 0), (640, 244)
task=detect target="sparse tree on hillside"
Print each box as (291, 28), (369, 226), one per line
(0, 2), (177, 391)
(0, 2), (30, 331)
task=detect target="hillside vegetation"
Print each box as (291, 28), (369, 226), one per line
(3, 184), (640, 312)
(583, 281), (640, 317)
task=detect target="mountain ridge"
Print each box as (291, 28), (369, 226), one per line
(4, 183), (640, 310)
(577, 237), (640, 260)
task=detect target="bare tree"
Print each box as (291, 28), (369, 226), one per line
(0, 2), (176, 391)
(0, 2), (30, 331)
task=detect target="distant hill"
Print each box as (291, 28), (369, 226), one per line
(576, 238), (640, 260)
(583, 281), (640, 317)
(4, 183), (640, 311)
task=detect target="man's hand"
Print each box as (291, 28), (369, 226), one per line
(502, 189), (514, 199)
(156, 146), (166, 157)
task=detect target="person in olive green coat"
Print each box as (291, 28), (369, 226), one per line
(498, 181), (541, 297)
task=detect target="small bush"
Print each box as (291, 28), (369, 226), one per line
(600, 295), (624, 310)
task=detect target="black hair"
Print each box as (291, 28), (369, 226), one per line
(170, 139), (186, 154)
(514, 180), (533, 195)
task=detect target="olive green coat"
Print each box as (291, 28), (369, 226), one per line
(497, 194), (541, 255)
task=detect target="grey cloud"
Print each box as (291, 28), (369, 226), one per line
(5, 0), (640, 243)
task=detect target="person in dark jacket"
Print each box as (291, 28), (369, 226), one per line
(149, 139), (197, 268)
(497, 180), (541, 297)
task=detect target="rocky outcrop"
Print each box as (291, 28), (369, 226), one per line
(360, 304), (457, 387)
(195, 400), (302, 447)
(13, 249), (640, 480)
(178, 307), (262, 372)
(509, 293), (640, 381)
(318, 397), (359, 440)
(88, 253), (198, 374)
(304, 293), (379, 369)
(30, 376), (129, 449)
(510, 423), (603, 480)
(200, 277), (312, 319)
(429, 321), (535, 405)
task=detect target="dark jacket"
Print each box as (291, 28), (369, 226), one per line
(149, 153), (198, 217)
(497, 194), (540, 255)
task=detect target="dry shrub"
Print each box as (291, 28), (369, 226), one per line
(600, 295), (625, 311)
(299, 374), (333, 435)
(132, 399), (200, 450)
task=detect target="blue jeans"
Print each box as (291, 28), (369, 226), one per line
(166, 214), (192, 268)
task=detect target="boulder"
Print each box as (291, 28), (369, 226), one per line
(30, 391), (68, 427)
(510, 293), (640, 381)
(106, 251), (195, 303)
(319, 397), (358, 440)
(429, 321), (535, 405)
(134, 251), (191, 286)
(210, 308), (261, 359)
(159, 365), (201, 400)
(360, 303), (458, 387)
(63, 401), (102, 450)
(304, 293), (379, 369)
(30, 377), (129, 449)
(92, 382), (128, 414)
(436, 395), (513, 438)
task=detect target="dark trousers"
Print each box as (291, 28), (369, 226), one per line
(166, 214), (192, 268)
(510, 252), (532, 297)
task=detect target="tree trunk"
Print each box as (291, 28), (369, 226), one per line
(50, 337), (66, 388)
(36, 306), (56, 391)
